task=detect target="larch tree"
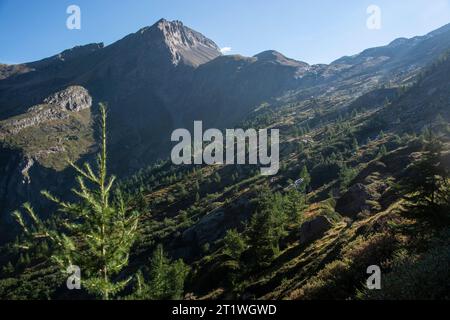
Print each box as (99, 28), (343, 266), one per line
(13, 103), (139, 300)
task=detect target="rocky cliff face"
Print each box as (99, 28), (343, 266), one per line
(0, 86), (94, 242)
(0, 146), (81, 243)
(152, 19), (222, 67)
(40, 86), (92, 112)
(0, 86), (92, 137)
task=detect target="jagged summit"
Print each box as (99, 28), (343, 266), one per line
(133, 18), (222, 67)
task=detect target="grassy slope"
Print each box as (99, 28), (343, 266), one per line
(0, 108), (94, 171)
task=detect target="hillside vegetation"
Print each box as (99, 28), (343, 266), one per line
(0, 50), (449, 300)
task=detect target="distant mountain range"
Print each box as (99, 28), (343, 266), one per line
(1, 18), (450, 240)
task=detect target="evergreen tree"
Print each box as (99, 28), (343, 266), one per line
(13, 104), (139, 300)
(352, 137), (359, 151)
(299, 165), (311, 193)
(339, 163), (358, 192)
(214, 172), (222, 184)
(17, 254), (25, 267)
(378, 145), (388, 157)
(148, 245), (189, 300)
(134, 191), (148, 213)
(202, 243), (210, 254)
(223, 229), (246, 261)
(148, 245), (169, 298)
(178, 184), (188, 197)
(285, 189), (306, 223)
(166, 259), (190, 299)
(126, 270), (150, 300)
(397, 134), (450, 221)
(193, 181), (200, 192)
(2, 261), (14, 275)
(393, 134), (402, 146)
(246, 187), (287, 266)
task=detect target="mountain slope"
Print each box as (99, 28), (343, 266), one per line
(1, 19), (450, 243)
(0, 20), (450, 300)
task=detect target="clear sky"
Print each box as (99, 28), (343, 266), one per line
(1, 0), (450, 65)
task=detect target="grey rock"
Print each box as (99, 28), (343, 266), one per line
(42, 86), (92, 112)
(0, 86), (91, 136)
(20, 157), (34, 184)
(182, 209), (226, 245)
(298, 215), (333, 245)
(153, 19), (221, 67)
(336, 183), (371, 218)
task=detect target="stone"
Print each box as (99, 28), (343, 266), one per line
(298, 215), (333, 245)
(0, 86), (92, 137)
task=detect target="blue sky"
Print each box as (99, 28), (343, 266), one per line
(1, 0), (450, 65)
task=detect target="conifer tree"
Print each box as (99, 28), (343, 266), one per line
(223, 229), (246, 261)
(2, 261), (14, 275)
(148, 245), (189, 300)
(13, 104), (139, 300)
(246, 187), (287, 266)
(299, 165), (311, 193)
(397, 133), (449, 221)
(148, 245), (169, 298)
(285, 189), (306, 223)
(378, 145), (388, 158)
(352, 137), (359, 151)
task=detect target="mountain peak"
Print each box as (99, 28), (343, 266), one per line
(135, 18), (221, 67)
(254, 50), (308, 67)
(155, 18), (183, 27)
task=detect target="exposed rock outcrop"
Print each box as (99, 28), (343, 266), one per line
(335, 177), (388, 218)
(20, 157), (34, 184)
(40, 86), (92, 112)
(182, 209), (226, 245)
(0, 146), (81, 244)
(153, 19), (221, 67)
(336, 183), (373, 218)
(0, 63), (32, 80)
(298, 215), (333, 245)
(0, 86), (92, 137)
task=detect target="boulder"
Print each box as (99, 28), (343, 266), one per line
(298, 215), (333, 245)
(336, 179), (387, 218)
(182, 209), (226, 246)
(335, 183), (372, 217)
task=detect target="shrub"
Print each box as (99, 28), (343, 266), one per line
(358, 245), (450, 300)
